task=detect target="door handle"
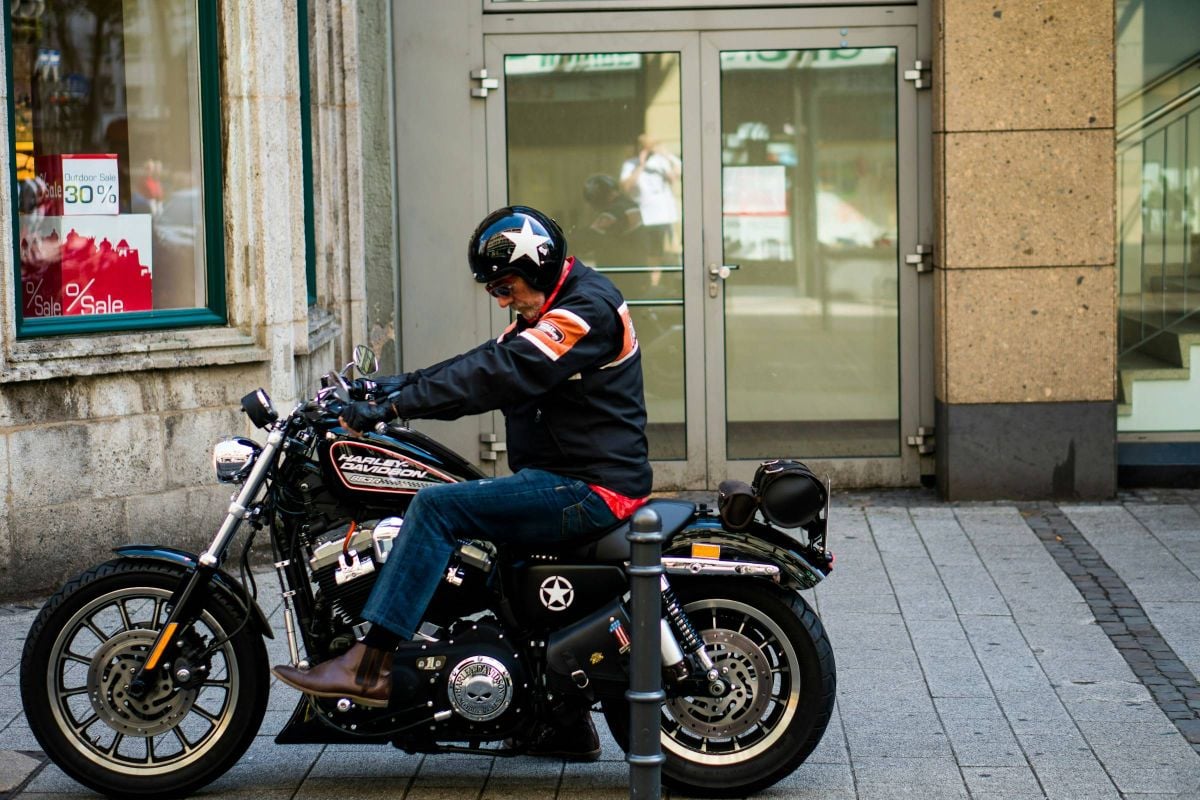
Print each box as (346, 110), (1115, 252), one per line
(708, 264), (740, 280)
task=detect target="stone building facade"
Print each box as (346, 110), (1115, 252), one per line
(0, 1), (395, 598)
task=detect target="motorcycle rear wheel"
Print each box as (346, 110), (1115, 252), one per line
(602, 578), (835, 798)
(20, 559), (269, 799)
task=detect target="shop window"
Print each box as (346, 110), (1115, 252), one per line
(6, 0), (225, 336)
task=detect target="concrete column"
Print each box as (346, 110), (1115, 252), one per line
(933, 0), (1117, 499)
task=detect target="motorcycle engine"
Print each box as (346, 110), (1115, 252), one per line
(395, 619), (530, 740)
(309, 520), (394, 625)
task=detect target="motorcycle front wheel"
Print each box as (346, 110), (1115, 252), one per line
(602, 578), (835, 798)
(20, 559), (269, 799)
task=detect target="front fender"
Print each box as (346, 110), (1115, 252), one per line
(113, 545), (274, 638)
(666, 518), (829, 591)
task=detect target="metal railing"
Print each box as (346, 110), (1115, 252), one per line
(1117, 63), (1200, 357)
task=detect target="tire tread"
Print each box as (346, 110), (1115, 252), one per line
(20, 558), (269, 799)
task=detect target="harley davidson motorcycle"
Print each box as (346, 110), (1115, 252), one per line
(20, 347), (836, 798)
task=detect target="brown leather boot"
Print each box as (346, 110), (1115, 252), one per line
(272, 642), (392, 708)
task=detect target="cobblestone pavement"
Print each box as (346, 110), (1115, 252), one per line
(3, 493), (1200, 798)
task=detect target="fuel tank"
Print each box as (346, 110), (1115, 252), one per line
(318, 424), (484, 513)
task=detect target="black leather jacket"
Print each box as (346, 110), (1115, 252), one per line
(382, 260), (652, 498)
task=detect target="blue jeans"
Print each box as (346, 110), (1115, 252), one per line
(362, 468), (619, 639)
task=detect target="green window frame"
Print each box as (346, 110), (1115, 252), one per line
(5, 0), (226, 338)
(299, 0), (317, 306)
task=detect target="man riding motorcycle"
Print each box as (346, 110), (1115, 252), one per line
(272, 205), (652, 760)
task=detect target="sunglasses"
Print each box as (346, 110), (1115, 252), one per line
(485, 278), (517, 298)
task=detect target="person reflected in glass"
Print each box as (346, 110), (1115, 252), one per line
(619, 134), (681, 267)
(579, 174), (649, 268)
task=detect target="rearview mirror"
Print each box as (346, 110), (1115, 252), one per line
(353, 344), (379, 376)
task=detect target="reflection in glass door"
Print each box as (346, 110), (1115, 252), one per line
(499, 51), (688, 461)
(487, 28), (920, 487)
(717, 47), (900, 460)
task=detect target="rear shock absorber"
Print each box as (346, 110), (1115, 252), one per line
(660, 575), (720, 685)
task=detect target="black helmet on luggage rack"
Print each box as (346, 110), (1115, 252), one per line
(752, 460), (828, 529)
(468, 205), (568, 292)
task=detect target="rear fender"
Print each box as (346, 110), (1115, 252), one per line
(666, 518), (829, 591)
(113, 545), (274, 638)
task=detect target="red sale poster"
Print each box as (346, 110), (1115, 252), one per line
(18, 215), (63, 318)
(19, 214), (153, 317)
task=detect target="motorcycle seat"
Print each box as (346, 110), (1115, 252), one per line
(532, 499), (697, 562)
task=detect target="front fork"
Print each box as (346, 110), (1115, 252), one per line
(127, 425), (286, 697)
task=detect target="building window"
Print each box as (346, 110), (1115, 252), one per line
(7, 0), (225, 336)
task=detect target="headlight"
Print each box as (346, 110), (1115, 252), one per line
(240, 388), (278, 429)
(213, 437), (262, 484)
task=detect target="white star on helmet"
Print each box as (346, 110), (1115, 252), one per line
(501, 219), (550, 267)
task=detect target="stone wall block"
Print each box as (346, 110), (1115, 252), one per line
(933, 132), (946, 266)
(942, 0), (1113, 131)
(935, 266), (947, 402)
(163, 408), (248, 490)
(8, 423), (92, 509)
(944, 265), (1117, 404)
(8, 498), (126, 597)
(123, 488), (193, 545)
(190, 484), (238, 522)
(89, 416), (167, 499)
(0, 510), (10, 595)
(0, 435), (10, 584)
(224, 0), (294, 101)
(937, 400), (1115, 500)
(160, 364), (269, 412)
(123, 486), (229, 554)
(944, 130), (1114, 269)
(0, 379), (91, 428)
(932, 0), (945, 132)
(85, 375), (149, 419)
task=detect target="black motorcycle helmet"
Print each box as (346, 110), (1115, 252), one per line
(468, 205), (568, 292)
(582, 174), (619, 208)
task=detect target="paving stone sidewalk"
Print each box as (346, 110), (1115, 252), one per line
(3, 495), (1200, 798)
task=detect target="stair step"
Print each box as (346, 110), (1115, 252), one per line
(1118, 349), (1190, 407)
(1119, 349), (1185, 377)
(1121, 314), (1200, 368)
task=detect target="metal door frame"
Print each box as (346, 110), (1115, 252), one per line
(480, 6), (930, 488)
(483, 31), (707, 488)
(699, 26), (922, 487)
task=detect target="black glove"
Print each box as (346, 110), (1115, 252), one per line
(340, 400), (394, 433)
(350, 373), (411, 401)
(373, 373), (412, 395)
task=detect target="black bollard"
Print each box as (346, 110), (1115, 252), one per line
(626, 505), (666, 799)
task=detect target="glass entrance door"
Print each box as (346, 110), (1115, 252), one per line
(485, 25), (921, 487)
(485, 32), (706, 487)
(702, 30), (920, 484)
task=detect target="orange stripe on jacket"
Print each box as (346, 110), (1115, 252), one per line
(602, 302), (640, 369)
(518, 308), (591, 361)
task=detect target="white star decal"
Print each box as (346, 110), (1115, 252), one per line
(500, 219), (550, 266)
(539, 576), (575, 611)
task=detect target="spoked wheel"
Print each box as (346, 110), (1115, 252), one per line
(21, 560), (268, 799)
(602, 579), (835, 798)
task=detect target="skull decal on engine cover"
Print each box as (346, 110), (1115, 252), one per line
(446, 656), (513, 722)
